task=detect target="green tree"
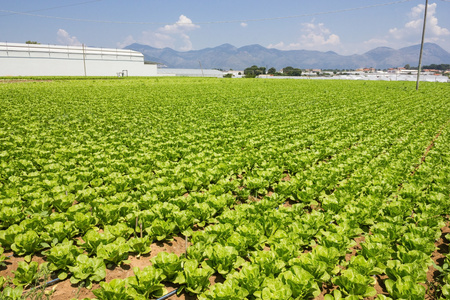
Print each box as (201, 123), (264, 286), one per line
(283, 66), (302, 76)
(25, 41), (40, 44)
(244, 65), (266, 78)
(267, 67), (277, 75)
(422, 64), (450, 71)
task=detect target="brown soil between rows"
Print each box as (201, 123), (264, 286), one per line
(0, 235), (192, 300)
(2, 222), (449, 299)
(426, 221), (450, 299)
(52, 235), (191, 300)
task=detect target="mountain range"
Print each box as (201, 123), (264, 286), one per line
(125, 43), (450, 70)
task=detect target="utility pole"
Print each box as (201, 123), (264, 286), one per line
(416, 0), (428, 91)
(199, 61), (204, 77)
(82, 43), (87, 77)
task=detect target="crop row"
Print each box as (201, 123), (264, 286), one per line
(0, 78), (449, 299)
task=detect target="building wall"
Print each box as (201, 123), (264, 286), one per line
(0, 42), (157, 76)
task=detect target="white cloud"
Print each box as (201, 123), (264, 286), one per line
(267, 41), (288, 49)
(56, 29), (81, 46)
(268, 22), (340, 51)
(240, 22), (248, 28)
(119, 15), (200, 51)
(116, 35), (136, 49)
(356, 3), (450, 53)
(161, 15), (199, 34)
(389, 3), (449, 44)
(300, 24), (340, 48)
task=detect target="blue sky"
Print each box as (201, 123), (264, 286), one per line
(1, 0), (449, 54)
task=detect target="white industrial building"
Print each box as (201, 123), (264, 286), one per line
(0, 42), (157, 77)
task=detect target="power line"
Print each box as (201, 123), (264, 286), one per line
(0, 0), (416, 25)
(0, 0), (102, 17)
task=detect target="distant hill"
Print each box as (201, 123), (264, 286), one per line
(125, 43), (450, 70)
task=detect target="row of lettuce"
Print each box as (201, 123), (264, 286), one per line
(0, 78), (449, 299)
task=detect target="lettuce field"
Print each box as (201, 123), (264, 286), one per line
(0, 77), (449, 300)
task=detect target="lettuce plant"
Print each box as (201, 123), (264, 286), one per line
(71, 212), (97, 234)
(104, 223), (134, 240)
(345, 255), (383, 277)
(174, 259), (214, 295)
(236, 223), (266, 250)
(52, 192), (75, 212)
(191, 202), (217, 228)
(94, 204), (121, 226)
(399, 232), (437, 256)
(12, 261), (39, 287)
(226, 262), (263, 296)
(253, 277), (292, 300)
(43, 239), (83, 279)
(198, 278), (249, 300)
(384, 276), (426, 299)
(204, 244), (245, 275)
(332, 268), (377, 298)
(393, 245), (431, 265)
(385, 260), (427, 283)
(127, 265), (166, 298)
(172, 210), (195, 236)
(41, 221), (79, 247)
(0, 246), (9, 267)
(0, 275), (6, 289)
(145, 219), (176, 241)
(93, 278), (146, 300)
(68, 254), (106, 289)
(96, 237), (131, 266)
(79, 229), (116, 255)
(249, 250), (286, 278)
(271, 239), (301, 261)
(0, 224), (24, 249)
(128, 236), (151, 257)
(150, 252), (182, 281)
(1, 286), (23, 300)
(11, 230), (41, 255)
(279, 265), (321, 299)
(0, 206), (24, 229)
(289, 246), (340, 284)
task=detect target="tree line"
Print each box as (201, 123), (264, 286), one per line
(422, 64), (450, 70)
(243, 65), (302, 78)
(404, 63), (450, 70)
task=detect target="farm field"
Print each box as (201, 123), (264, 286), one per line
(0, 77), (449, 300)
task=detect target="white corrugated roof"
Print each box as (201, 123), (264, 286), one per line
(0, 42), (143, 59)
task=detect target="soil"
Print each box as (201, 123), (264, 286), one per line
(426, 221), (450, 299)
(316, 282), (337, 300)
(2, 219), (449, 300)
(1, 190), (448, 300)
(281, 173), (291, 182)
(344, 235), (365, 262)
(1, 235), (194, 300)
(411, 121), (449, 176)
(372, 274), (389, 298)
